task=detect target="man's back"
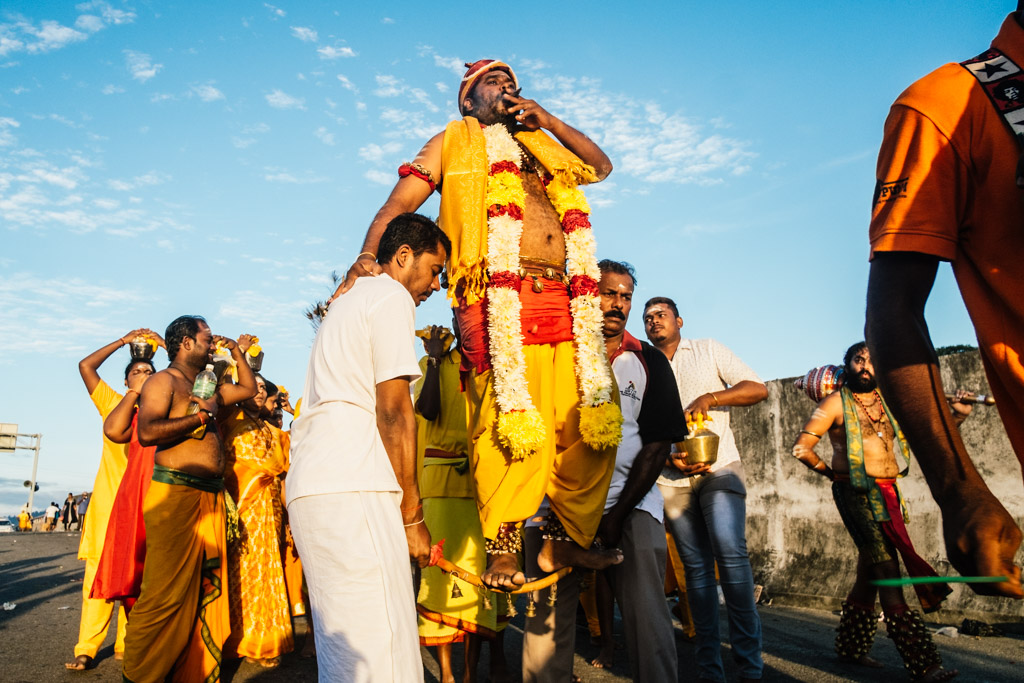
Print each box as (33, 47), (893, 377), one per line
(287, 274), (421, 504)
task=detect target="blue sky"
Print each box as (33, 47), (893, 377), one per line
(0, 1), (1011, 513)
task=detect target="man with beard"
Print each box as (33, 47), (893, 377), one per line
(331, 59), (622, 592)
(122, 317), (257, 683)
(791, 342), (963, 683)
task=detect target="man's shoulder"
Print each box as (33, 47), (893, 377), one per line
(893, 62), (980, 128)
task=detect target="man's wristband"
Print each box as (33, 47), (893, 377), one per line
(709, 392), (720, 406)
(427, 356), (441, 368)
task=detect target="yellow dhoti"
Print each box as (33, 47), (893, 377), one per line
(122, 466), (229, 683)
(466, 341), (616, 548)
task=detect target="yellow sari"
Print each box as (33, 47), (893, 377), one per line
(221, 408), (294, 660)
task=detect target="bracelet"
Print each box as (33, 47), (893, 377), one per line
(709, 392), (720, 406)
(357, 251), (376, 260)
(427, 356), (440, 368)
(800, 429), (822, 438)
(404, 518), (425, 528)
(196, 411), (208, 426)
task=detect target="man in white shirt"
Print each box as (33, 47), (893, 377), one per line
(644, 296), (768, 683)
(287, 213), (451, 683)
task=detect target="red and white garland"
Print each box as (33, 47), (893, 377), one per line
(483, 124), (621, 459)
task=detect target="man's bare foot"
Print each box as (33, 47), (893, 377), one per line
(114, 652), (124, 661)
(64, 655), (92, 671)
(838, 654), (883, 668)
(245, 656), (280, 669)
(591, 646), (614, 669)
(537, 538), (623, 574)
(920, 664), (958, 682)
(481, 552), (525, 591)
(942, 493), (1023, 598)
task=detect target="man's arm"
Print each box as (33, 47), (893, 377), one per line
(867, 251), (1023, 597)
(414, 326), (449, 421)
(791, 394), (840, 480)
(334, 133), (444, 297)
(214, 334), (258, 406)
(78, 328), (153, 394)
(377, 377), (431, 567)
(599, 439), (671, 547)
(136, 372), (216, 447)
(686, 380), (768, 422)
(509, 96), (612, 180)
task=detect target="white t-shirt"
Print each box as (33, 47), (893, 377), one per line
(606, 350), (664, 522)
(286, 274), (422, 504)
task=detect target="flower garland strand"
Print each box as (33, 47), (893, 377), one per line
(482, 124), (621, 458)
(483, 125), (547, 460)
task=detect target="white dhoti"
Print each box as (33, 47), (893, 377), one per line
(288, 491), (423, 683)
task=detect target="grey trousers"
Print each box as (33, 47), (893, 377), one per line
(522, 526), (581, 683)
(521, 511), (678, 683)
(608, 509), (678, 683)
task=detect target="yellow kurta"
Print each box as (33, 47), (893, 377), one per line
(222, 408), (294, 660)
(75, 380), (128, 658)
(414, 351), (501, 644)
(121, 467), (229, 683)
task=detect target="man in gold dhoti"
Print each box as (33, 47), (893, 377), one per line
(334, 59), (623, 592)
(122, 316), (257, 683)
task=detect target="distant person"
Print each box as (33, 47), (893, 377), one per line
(67, 328), (158, 671)
(76, 494), (89, 531)
(792, 342), (960, 682)
(18, 505), (31, 532)
(61, 493), (79, 531)
(121, 318), (257, 683)
(287, 213), (447, 681)
(865, 6), (1024, 597)
(44, 502), (59, 532)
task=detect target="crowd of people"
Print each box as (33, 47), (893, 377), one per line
(55, 8), (1024, 681)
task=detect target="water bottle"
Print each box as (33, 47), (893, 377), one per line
(186, 364), (217, 439)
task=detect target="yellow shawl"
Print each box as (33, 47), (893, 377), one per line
(438, 116), (600, 304)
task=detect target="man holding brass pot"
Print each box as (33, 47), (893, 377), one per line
(644, 296), (768, 683)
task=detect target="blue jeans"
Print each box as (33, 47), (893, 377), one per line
(660, 463), (763, 681)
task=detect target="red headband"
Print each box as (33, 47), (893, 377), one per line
(458, 59), (518, 115)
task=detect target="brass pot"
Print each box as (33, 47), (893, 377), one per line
(674, 429), (719, 465)
(129, 338), (156, 361)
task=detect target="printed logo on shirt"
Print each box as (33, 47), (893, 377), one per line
(620, 380), (640, 402)
(873, 177), (908, 205)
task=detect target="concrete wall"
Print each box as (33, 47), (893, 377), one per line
(732, 350), (1024, 623)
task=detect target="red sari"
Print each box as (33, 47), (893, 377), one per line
(90, 412), (156, 612)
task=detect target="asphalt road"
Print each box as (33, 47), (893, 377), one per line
(2, 532), (1021, 682)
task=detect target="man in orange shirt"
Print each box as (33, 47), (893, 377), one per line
(865, 6), (1024, 599)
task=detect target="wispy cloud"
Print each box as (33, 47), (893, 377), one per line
(358, 141), (402, 163)
(266, 89), (305, 110)
(318, 45), (356, 60)
(314, 127), (336, 146)
(0, 2), (135, 58)
(191, 83), (225, 102)
(263, 168), (329, 184)
(372, 75), (439, 113)
(530, 73), (754, 185)
(291, 26), (317, 42)
(0, 117), (20, 147)
(264, 3), (286, 18)
(364, 169), (394, 186)
(101, 84), (124, 95)
(107, 172), (169, 192)
(336, 75), (358, 92)
(124, 50), (162, 83)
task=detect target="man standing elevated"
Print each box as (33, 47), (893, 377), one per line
(334, 59), (622, 589)
(288, 213), (449, 681)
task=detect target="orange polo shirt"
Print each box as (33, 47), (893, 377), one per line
(870, 12), (1024, 463)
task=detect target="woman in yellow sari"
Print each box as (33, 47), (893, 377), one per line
(221, 375), (294, 667)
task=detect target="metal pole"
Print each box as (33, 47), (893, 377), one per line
(27, 434), (40, 511)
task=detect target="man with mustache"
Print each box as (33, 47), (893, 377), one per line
(643, 297), (767, 683)
(332, 59), (622, 595)
(791, 342), (962, 682)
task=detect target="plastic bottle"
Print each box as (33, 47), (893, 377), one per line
(186, 364), (217, 439)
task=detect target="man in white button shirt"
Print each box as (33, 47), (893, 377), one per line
(644, 297), (768, 683)
(287, 213), (450, 683)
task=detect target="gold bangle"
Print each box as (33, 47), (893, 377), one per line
(357, 251), (376, 260)
(709, 392), (719, 406)
(800, 429), (822, 438)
